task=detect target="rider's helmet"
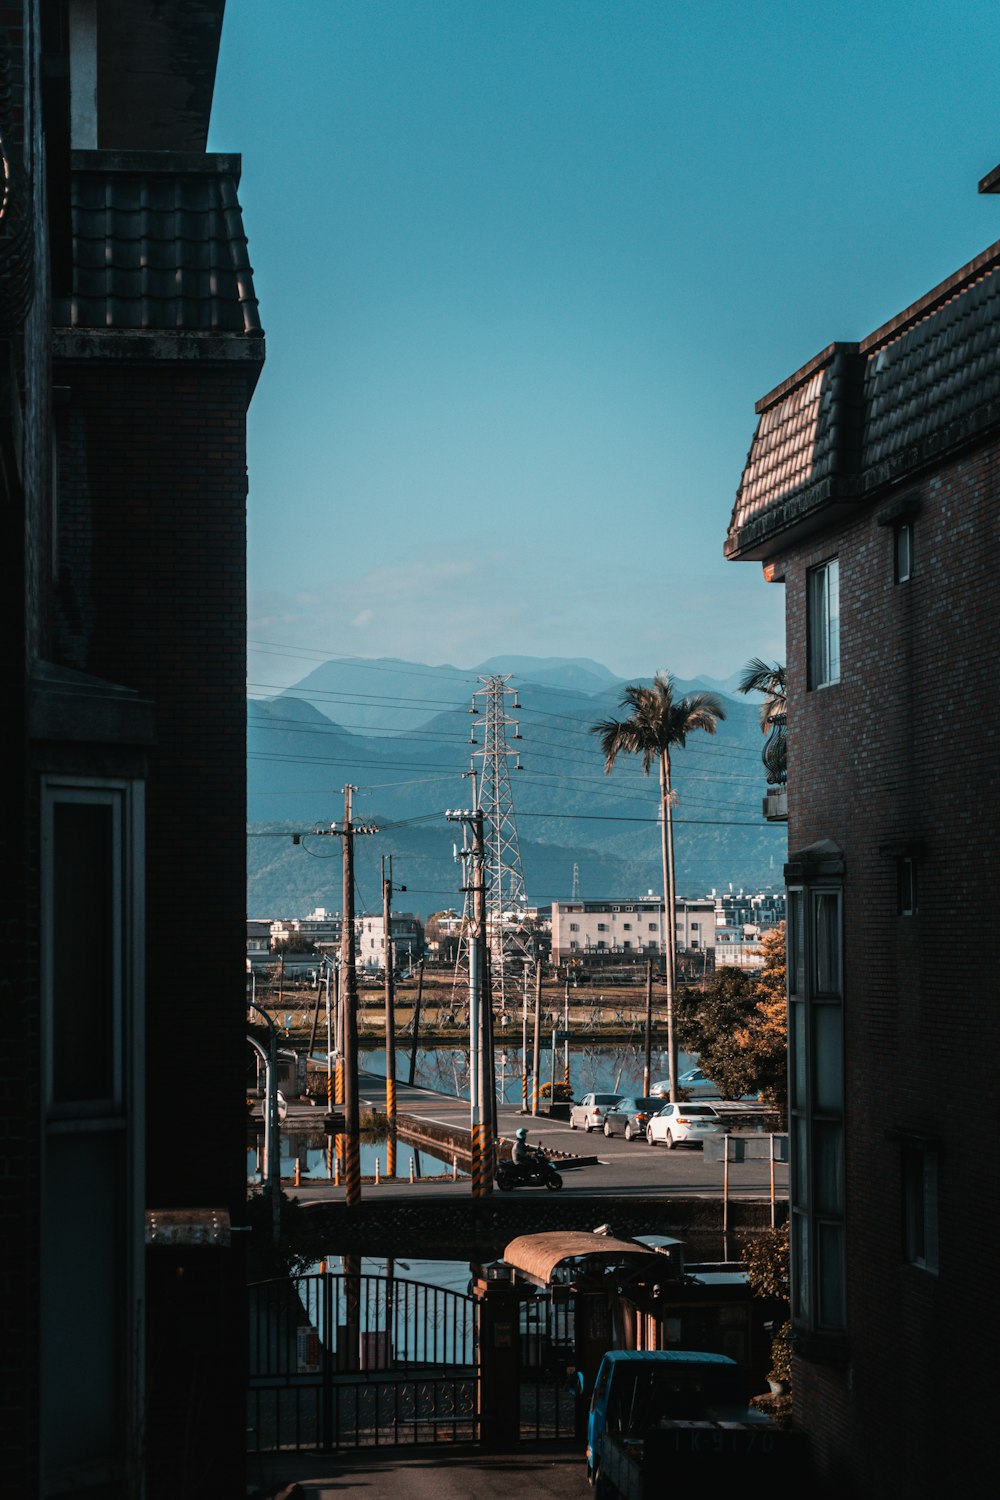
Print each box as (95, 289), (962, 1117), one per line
(516, 1127), (528, 1140)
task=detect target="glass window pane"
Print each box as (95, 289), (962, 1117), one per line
(787, 891), (803, 995)
(790, 999), (808, 1108)
(792, 1215), (809, 1320)
(814, 1003), (843, 1113)
(793, 1117), (809, 1203)
(814, 892), (840, 993)
(53, 801), (116, 1104)
(827, 558), (840, 680)
(818, 1222), (846, 1327)
(814, 1122), (845, 1215)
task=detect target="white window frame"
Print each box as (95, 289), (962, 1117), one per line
(807, 557), (841, 689)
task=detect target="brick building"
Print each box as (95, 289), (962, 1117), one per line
(1, 5), (263, 1497)
(724, 164), (1000, 1493)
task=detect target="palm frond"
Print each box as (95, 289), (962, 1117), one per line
(737, 658), (786, 733)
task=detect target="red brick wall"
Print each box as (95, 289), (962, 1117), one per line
(783, 442), (1000, 1495)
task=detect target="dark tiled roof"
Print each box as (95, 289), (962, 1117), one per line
(726, 238), (1000, 559)
(53, 150), (262, 337)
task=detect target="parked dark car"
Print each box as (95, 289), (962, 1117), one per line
(602, 1095), (661, 1140)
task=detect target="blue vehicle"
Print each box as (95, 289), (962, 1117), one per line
(586, 1350), (799, 1498)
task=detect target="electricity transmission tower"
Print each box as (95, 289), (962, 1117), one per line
(572, 863), (580, 900)
(472, 674), (532, 1016)
(450, 675), (532, 1018)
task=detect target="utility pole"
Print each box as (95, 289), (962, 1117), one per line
(447, 805), (491, 1196)
(531, 960), (542, 1116)
(521, 964), (529, 1113)
(382, 854), (406, 1181)
(643, 957), (653, 1096)
(289, 796), (378, 1207)
(341, 786), (362, 1207)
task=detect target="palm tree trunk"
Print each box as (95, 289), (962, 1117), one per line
(659, 750), (678, 1103)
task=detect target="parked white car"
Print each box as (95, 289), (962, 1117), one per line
(646, 1101), (723, 1149)
(569, 1092), (625, 1132)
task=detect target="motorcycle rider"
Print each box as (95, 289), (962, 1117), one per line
(511, 1126), (532, 1166)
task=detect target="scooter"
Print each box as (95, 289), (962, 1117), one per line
(496, 1147), (563, 1191)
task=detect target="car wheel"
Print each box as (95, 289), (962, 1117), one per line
(646, 1126), (655, 1146)
(664, 1130), (674, 1149)
(585, 1121), (593, 1132)
(570, 1117), (577, 1130)
(603, 1120), (612, 1137)
(624, 1124), (633, 1141)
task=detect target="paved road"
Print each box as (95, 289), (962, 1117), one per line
(250, 1441), (589, 1500)
(276, 1079), (788, 1205)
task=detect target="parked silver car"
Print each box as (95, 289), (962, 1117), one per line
(569, 1092), (626, 1132)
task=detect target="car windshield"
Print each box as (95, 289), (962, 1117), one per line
(683, 1105), (719, 1116)
(594, 1093), (623, 1105)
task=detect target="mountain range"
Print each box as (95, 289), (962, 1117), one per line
(247, 655), (788, 920)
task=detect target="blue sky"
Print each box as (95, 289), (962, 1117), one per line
(209, 1), (1000, 695)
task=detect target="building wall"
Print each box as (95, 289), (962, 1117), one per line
(55, 357), (252, 1210)
(781, 445), (999, 1494)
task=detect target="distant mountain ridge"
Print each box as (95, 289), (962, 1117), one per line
(267, 653), (751, 736)
(248, 653), (786, 917)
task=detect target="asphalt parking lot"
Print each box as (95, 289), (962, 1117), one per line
(250, 1441), (590, 1500)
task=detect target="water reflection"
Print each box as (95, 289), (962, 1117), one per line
(247, 1133), (467, 1183)
(356, 1042), (700, 1103)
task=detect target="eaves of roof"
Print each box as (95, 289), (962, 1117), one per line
(52, 150), (264, 348)
(725, 236), (1000, 562)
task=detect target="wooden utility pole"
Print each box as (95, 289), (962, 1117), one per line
(446, 806), (491, 1196)
(643, 957), (653, 1096)
(521, 964), (529, 1112)
(382, 855), (398, 1180)
(341, 786), (361, 1207)
(531, 961), (542, 1115)
(338, 785), (378, 1208)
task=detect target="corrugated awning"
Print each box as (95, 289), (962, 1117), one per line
(503, 1231), (655, 1286)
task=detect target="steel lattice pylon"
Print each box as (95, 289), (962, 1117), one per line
(450, 675), (532, 1016)
(473, 674), (532, 1014)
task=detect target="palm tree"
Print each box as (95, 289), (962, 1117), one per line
(591, 672), (726, 1102)
(738, 658), (786, 785)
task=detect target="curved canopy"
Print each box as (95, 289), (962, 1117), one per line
(503, 1231), (655, 1286)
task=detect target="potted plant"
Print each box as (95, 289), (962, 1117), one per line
(741, 1223), (792, 1399)
(767, 1320), (792, 1395)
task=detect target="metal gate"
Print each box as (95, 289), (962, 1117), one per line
(518, 1286), (578, 1440)
(248, 1270), (479, 1452)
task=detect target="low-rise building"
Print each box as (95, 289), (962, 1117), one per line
(551, 896), (665, 965)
